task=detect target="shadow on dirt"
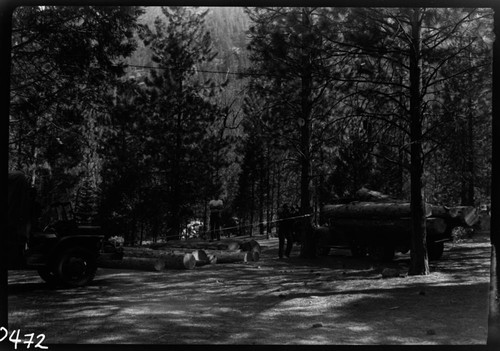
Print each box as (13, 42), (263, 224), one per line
(7, 233), (491, 344)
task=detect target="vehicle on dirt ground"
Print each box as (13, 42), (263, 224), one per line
(8, 171), (104, 287)
(314, 220), (449, 262)
(314, 195), (478, 262)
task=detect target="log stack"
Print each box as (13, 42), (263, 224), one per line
(322, 202), (433, 219)
(429, 205), (479, 227)
(97, 238), (261, 272)
(321, 198), (478, 241)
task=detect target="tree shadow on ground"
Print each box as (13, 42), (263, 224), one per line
(7, 233), (491, 344)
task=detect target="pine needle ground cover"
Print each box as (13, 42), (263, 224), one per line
(7, 232), (490, 345)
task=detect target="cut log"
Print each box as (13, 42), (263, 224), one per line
(123, 247), (208, 262)
(195, 253), (218, 267)
(430, 205), (479, 227)
(322, 202), (433, 220)
(97, 256), (165, 271)
(150, 239), (240, 251)
(203, 249), (249, 264)
(355, 187), (391, 201)
(331, 217), (448, 237)
(161, 252), (196, 270)
(238, 239), (261, 254)
(247, 250), (260, 262)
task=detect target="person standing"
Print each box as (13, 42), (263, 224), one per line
(278, 204), (293, 258)
(209, 198), (223, 241)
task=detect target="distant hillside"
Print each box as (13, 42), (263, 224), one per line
(126, 6), (250, 75)
(125, 6), (251, 128)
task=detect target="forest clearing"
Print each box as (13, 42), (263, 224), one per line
(7, 230), (491, 345)
(5, 3), (498, 349)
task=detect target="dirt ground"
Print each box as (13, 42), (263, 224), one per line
(7, 231), (492, 346)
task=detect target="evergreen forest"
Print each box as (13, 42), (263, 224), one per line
(8, 6), (493, 274)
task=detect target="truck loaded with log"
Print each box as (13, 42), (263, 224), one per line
(315, 188), (479, 261)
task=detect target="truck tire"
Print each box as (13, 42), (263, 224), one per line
(55, 247), (97, 288)
(428, 241), (444, 261)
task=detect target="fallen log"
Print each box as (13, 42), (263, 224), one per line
(322, 202), (433, 219)
(97, 256), (166, 271)
(238, 239), (261, 254)
(203, 249), (249, 264)
(195, 254), (218, 267)
(123, 247), (208, 262)
(150, 239), (240, 251)
(99, 251), (196, 270)
(247, 250), (260, 262)
(162, 252), (196, 270)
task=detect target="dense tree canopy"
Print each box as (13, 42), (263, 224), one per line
(8, 6), (493, 273)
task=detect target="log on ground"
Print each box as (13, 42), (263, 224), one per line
(97, 256), (165, 272)
(196, 254), (218, 266)
(161, 252), (196, 270)
(238, 239), (261, 255)
(203, 249), (249, 264)
(150, 240), (240, 251)
(123, 247), (208, 262)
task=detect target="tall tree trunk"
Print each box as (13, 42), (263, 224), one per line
(250, 180), (255, 237)
(299, 8), (315, 258)
(259, 161), (265, 235)
(466, 96), (475, 206)
(140, 221), (144, 246)
(408, 8), (429, 276)
(266, 151), (273, 238)
(171, 112), (182, 240)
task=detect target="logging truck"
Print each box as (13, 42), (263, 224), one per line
(8, 171), (104, 287)
(315, 200), (479, 261)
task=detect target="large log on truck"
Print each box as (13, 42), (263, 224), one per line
(430, 205), (479, 227)
(332, 217), (448, 237)
(322, 202), (433, 219)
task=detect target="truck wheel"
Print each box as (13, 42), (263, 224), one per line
(37, 267), (60, 285)
(428, 242), (444, 261)
(55, 247), (97, 288)
(368, 245), (395, 262)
